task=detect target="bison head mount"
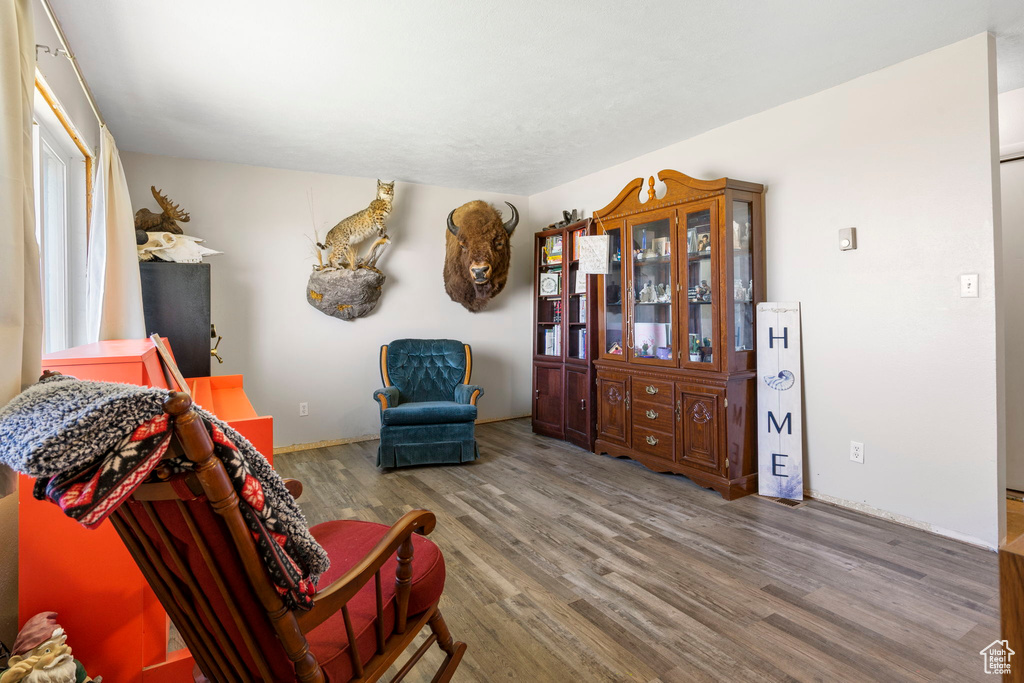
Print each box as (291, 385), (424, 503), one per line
(443, 200), (519, 313)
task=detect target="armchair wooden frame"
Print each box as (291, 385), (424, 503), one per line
(111, 391), (467, 683)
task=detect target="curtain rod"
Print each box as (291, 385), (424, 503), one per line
(39, 0), (105, 128)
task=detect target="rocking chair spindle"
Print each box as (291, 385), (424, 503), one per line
(101, 390), (467, 682)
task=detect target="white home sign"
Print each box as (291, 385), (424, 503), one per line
(756, 302), (804, 500)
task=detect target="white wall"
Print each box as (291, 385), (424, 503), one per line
(530, 34), (1003, 548)
(121, 154), (534, 448)
(1000, 87), (1024, 158)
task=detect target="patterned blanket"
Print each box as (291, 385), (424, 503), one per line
(0, 374), (329, 610)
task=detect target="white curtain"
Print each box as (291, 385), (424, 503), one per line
(0, 0), (42, 495)
(86, 125), (145, 341)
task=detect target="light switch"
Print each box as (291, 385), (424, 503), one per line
(839, 227), (856, 251)
(960, 273), (979, 298)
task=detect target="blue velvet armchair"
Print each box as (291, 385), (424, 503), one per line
(373, 339), (484, 468)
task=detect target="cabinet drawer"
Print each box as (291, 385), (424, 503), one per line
(633, 426), (673, 460)
(633, 378), (672, 405)
(632, 400), (674, 433)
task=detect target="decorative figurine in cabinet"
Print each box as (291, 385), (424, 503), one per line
(532, 218), (599, 450)
(592, 170), (765, 500)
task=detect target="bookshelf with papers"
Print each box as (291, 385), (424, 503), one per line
(532, 218), (597, 450)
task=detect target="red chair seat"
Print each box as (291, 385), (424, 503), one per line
(306, 520), (446, 682)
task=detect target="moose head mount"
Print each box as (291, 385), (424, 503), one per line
(443, 200), (519, 313)
(134, 186), (190, 235)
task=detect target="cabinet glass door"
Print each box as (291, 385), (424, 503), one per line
(536, 230), (564, 359)
(731, 200), (755, 352)
(601, 226), (625, 358)
(567, 224), (589, 361)
(682, 202), (718, 368)
(628, 216), (674, 364)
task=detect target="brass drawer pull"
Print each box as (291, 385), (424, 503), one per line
(646, 435), (658, 446)
(645, 409), (659, 420)
(645, 385), (658, 395)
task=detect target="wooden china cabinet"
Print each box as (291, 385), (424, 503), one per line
(532, 218), (598, 450)
(592, 170), (765, 500)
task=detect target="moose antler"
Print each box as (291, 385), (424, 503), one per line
(151, 186), (191, 223)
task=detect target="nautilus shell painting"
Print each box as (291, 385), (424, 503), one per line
(763, 370), (795, 391)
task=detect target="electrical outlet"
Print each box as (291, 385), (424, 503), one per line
(299, 402), (309, 417)
(850, 441), (864, 464)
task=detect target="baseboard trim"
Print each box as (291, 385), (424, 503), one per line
(273, 434), (377, 454)
(807, 489), (995, 551)
(478, 413), (531, 424)
(272, 414), (531, 455)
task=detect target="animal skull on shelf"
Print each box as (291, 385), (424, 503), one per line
(137, 232), (221, 263)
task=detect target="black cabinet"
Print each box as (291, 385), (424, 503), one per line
(139, 262), (211, 378)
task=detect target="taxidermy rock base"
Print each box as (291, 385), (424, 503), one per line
(307, 268), (385, 321)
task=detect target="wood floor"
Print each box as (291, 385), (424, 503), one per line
(277, 418), (999, 682)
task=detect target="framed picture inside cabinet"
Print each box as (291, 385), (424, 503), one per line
(539, 272), (561, 297)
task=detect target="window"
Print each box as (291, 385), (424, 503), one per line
(33, 82), (90, 353)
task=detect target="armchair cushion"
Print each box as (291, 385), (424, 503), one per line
(454, 384), (484, 405)
(383, 340), (468, 403)
(307, 520), (445, 683)
(373, 386), (401, 410)
(381, 401), (476, 427)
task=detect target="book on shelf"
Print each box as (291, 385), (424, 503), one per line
(543, 235), (563, 264)
(579, 295), (586, 323)
(572, 228), (586, 261)
(574, 270), (586, 294)
(543, 325), (562, 355)
(577, 328), (587, 359)
(553, 300), (562, 323)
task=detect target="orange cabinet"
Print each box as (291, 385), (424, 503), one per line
(19, 338), (273, 682)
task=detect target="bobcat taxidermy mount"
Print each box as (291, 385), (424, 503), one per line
(134, 186), (190, 234)
(318, 180), (394, 270)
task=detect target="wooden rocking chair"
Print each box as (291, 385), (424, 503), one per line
(110, 391), (466, 682)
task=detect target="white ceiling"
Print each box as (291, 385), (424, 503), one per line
(50, 0), (1024, 195)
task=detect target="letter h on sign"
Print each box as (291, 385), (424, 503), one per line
(768, 326), (788, 349)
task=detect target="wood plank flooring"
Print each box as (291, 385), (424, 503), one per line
(276, 418), (999, 682)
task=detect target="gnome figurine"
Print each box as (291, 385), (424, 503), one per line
(0, 613), (100, 683)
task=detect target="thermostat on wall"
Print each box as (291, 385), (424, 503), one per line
(839, 227), (857, 251)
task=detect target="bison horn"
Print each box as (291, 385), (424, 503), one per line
(446, 209), (459, 237)
(503, 202), (519, 235)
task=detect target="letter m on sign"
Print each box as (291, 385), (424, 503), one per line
(768, 411), (792, 434)
(757, 303), (804, 500)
